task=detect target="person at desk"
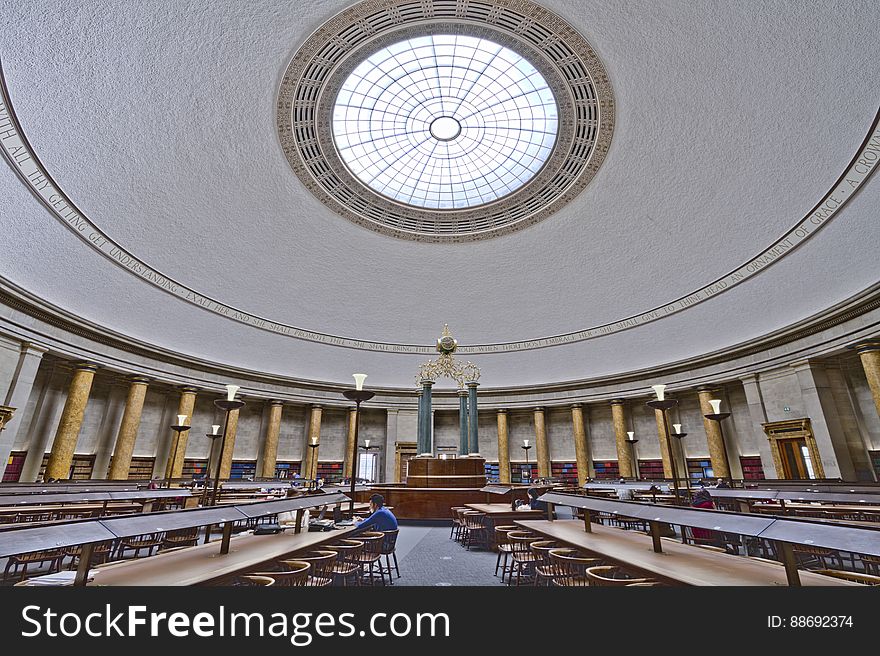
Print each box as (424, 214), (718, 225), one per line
(352, 494), (398, 535)
(527, 487), (549, 512)
(715, 478), (730, 489)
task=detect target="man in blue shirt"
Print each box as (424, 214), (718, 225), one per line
(352, 493), (398, 534)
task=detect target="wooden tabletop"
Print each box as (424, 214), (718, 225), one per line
(90, 525), (359, 586)
(514, 520), (856, 587)
(465, 503), (545, 516)
(0, 502), (144, 516)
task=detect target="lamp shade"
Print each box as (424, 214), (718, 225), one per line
(353, 373), (368, 391)
(627, 431), (634, 441)
(177, 415), (188, 426)
(225, 384), (240, 401)
(523, 439), (529, 447)
(365, 439), (370, 448)
(709, 399), (722, 414)
(651, 384), (667, 401)
(211, 425), (220, 435)
(673, 423), (682, 434)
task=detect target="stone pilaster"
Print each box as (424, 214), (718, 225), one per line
(107, 377), (150, 479)
(45, 363), (98, 480)
(0, 343), (48, 481)
(260, 400), (284, 479)
(496, 409), (510, 484)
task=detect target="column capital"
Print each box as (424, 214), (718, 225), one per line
(496, 407), (509, 414)
(178, 385), (198, 394)
(129, 376), (151, 385)
(533, 406), (545, 413)
(420, 379), (435, 388)
(609, 398), (626, 406)
(696, 386), (720, 394)
(850, 338), (880, 354)
(268, 399), (285, 407)
(465, 380), (479, 388)
(310, 403), (323, 410)
(457, 388), (469, 397)
(570, 403), (583, 410)
(73, 362), (99, 372)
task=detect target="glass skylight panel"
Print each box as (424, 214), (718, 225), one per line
(333, 35), (558, 210)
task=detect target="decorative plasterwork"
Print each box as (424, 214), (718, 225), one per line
(277, 0), (614, 241)
(1, 65), (879, 355)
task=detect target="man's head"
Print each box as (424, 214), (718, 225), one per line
(527, 488), (540, 500)
(370, 493), (385, 512)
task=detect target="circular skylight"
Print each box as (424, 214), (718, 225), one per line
(332, 35), (559, 210)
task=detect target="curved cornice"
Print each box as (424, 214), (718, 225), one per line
(1, 275), (878, 407)
(1, 58), (878, 354)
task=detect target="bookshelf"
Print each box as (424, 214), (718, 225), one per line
(127, 457), (154, 480)
(37, 453), (97, 480)
(274, 461), (302, 479)
(687, 458), (713, 480)
(592, 460), (619, 479)
(740, 455), (766, 480)
(484, 462), (500, 482)
(230, 460), (256, 480)
(316, 461), (344, 483)
(182, 459), (208, 478)
(511, 463), (537, 484)
(637, 459), (665, 480)
(3, 451), (25, 482)
(550, 461), (578, 484)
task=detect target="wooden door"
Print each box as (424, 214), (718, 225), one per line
(395, 442), (418, 483)
(778, 438), (814, 479)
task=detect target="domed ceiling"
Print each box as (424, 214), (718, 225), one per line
(1, 0), (879, 389)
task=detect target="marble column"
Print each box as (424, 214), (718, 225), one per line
(571, 404), (592, 485)
(165, 387), (197, 480)
(458, 388), (469, 455)
(533, 407), (550, 479)
(0, 342), (48, 481)
(343, 406), (358, 480)
(217, 406), (242, 480)
(260, 400), (284, 479)
(654, 408), (674, 479)
(416, 388), (424, 454)
(467, 381), (479, 455)
(420, 381), (434, 455)
(302, 405), (322, 480)
(855, 341), (880, 420)
(496, 409), (510, 484)
(610, 400), (634, 478)
(107, 377), (150, 480)
(697, 387), (731, 478)
(45, 363), (98, 480)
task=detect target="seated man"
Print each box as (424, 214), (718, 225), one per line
(527, 487), (549, 512)
(352, 494), (398, 535)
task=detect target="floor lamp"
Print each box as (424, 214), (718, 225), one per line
(521, 440), (532, 483)
(210, 385), (245, 507)
(704, 398), (732, 483)
(200, 424), (222, 507)
(626, 431), (639, 479)
(646, 385), (682, 505)
(670, 423), (692, 496)
(343, 373), (374, 517)
(166, 414), (191, 489)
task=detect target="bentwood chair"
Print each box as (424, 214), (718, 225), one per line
(63, 541), (114, 570)
(116, 532), (165, 559)
(352, 532), (385, 585)
(585, 565), (652, 587)
(161, 527), (200, 550)
(792, 545), (843, 570)
(493, 525), (517, 582)
(327, 539), (364, 586)
(813, 569), (880, 586)
(461, 512), (488, 551)
(248, 561), (311, 587)
(3, 549), (65, 582)
(861, 554), (880, 576)
(450, 507), (469, 541)
(548, 548), (602, 587)
(234, 575), (275, 586)
(530, 540), (559, 586)
(379, 529), (400, 583)
(286, 550), (337, 587)
(507, 531), (540, 586)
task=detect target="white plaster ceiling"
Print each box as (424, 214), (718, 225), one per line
(1, 0), (879, 388)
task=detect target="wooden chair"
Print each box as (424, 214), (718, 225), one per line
(530, 540), (559, 586)
(586, 565), (652, 587)
(493, 525), (517, 582)
(812, 569), (880, 586)
(3, 549), (65, 582)
(379, 529), (400, 584)
(792, 545), (842, 570)
(548, 548), (602, 587)
(449, 506), (468, 541)
(14, 510), (54, 524)
(461, 512), (488, 550)
(248, 562), (311, 587)
(860, 554), (880, 576)
(327, 539), (364, 586)
(235, 575), (275, 586)
(63, 541), (114, 570)
(352, 532), (385, 585)
(507, 531), (540, 586)
(286, 550), (337, 587)
(116, 532), (164, 559)
(161, 527), (199, 550)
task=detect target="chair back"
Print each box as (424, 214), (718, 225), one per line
(329, 539), (365, 563)
(507, 531), (539, 558)
(585, 565), (650, 587)
(291, 550), (337, 586)
(380, 529), (399, 555)
(530, 540), (558, 565)
(236, 575), (275, 586)
(547, 548), (598, 586)
(462, 512), (485, 530)
(812, 569), (880, 586)
(358, 532), (385, 558)
(279, 561), (311, 586)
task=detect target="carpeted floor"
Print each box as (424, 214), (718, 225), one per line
(394, 524), (504, 586)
